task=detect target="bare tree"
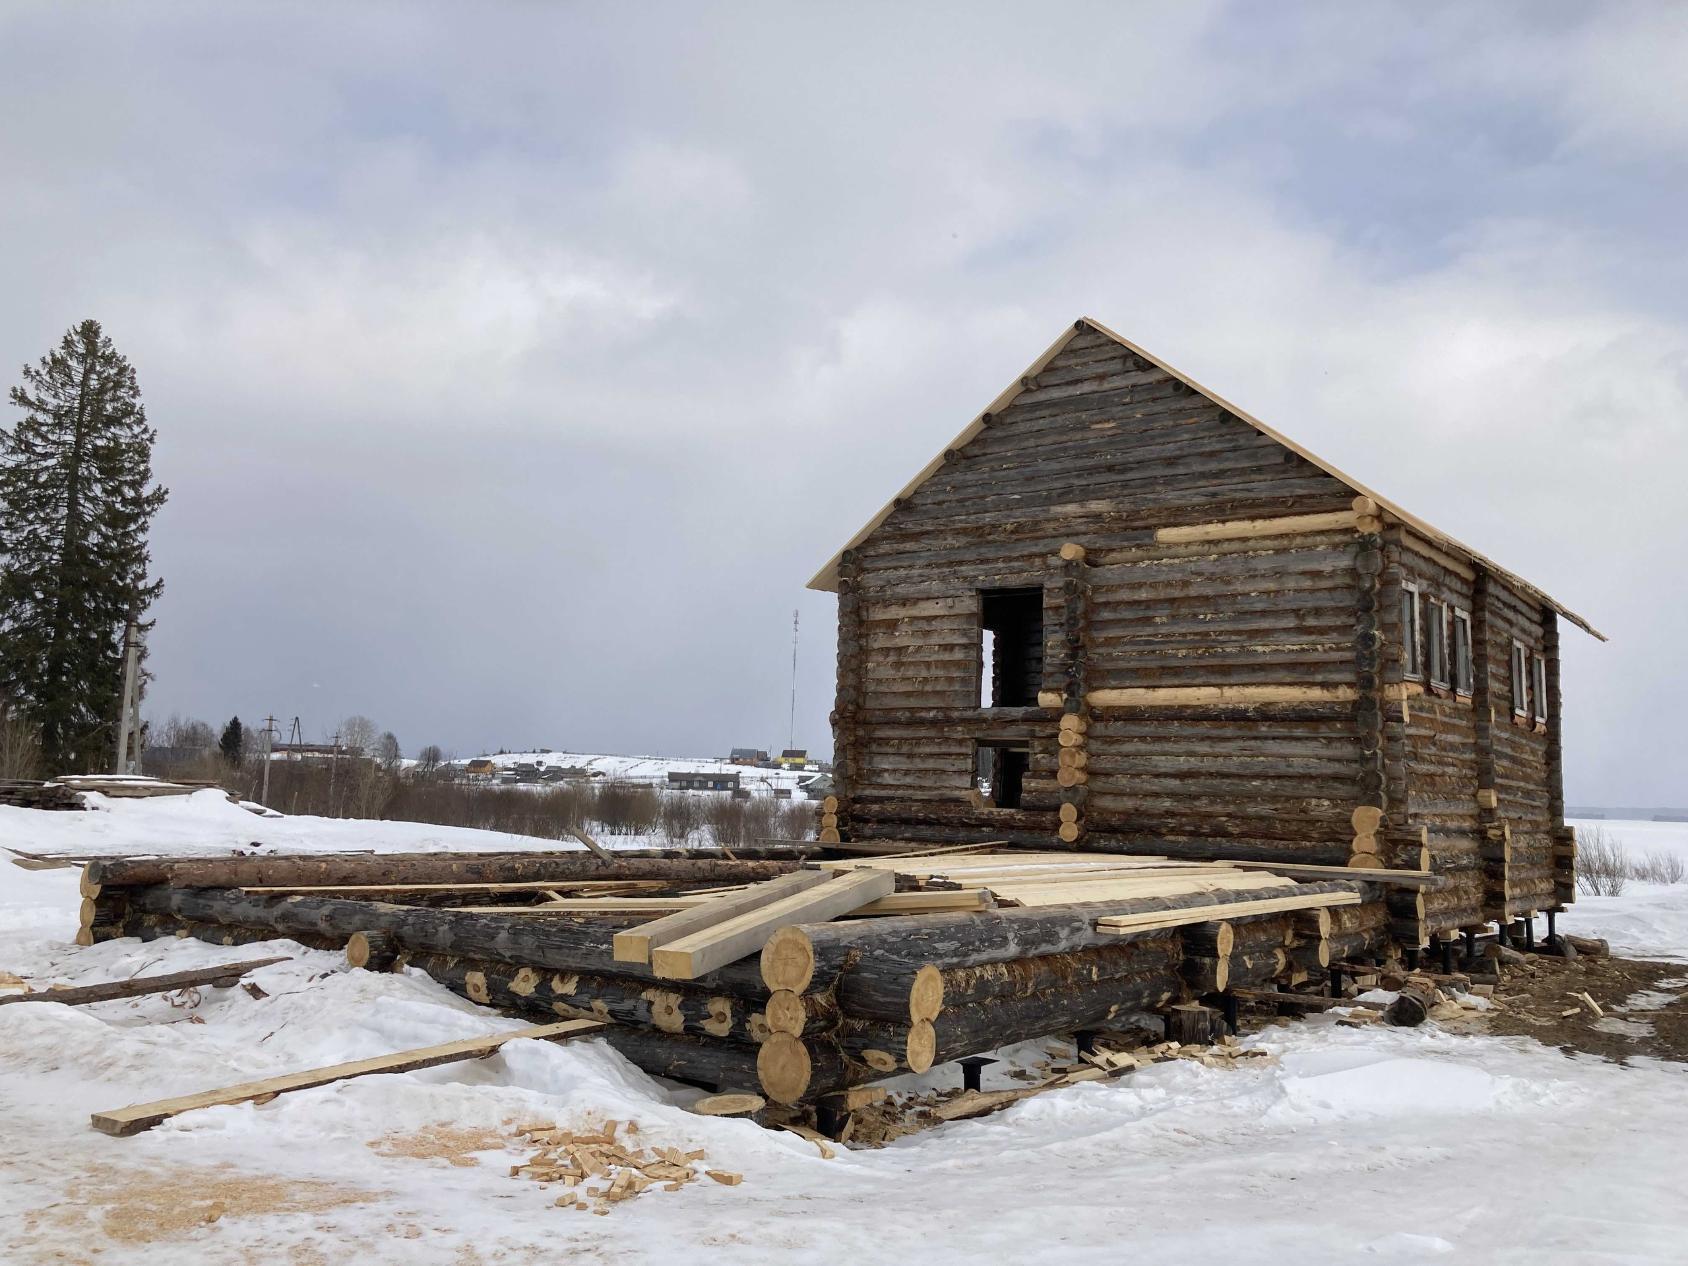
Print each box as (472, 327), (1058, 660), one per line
(158, 714), (215, 751)
(376, 731), (401, 770)
(418, 744), (443, 774)
(339, 714), (377, 755)
(0, 703), (41, 779)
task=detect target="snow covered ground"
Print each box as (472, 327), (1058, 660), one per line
(1567, 817), (1688, 963)
(0, 788), (600, 860)
(3, 810), (1688, 1264)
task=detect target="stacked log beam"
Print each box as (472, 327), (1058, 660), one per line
(1351, 498), (1389, 871)
(826, 551), (866, 845)
(1544, 611), (1575, 908)
(1054, 542), (1091, 845)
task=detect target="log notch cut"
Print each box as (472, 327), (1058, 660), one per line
(1351, 495), (1388, 871)
(826, 550), (866, 846)
(1054, 541), (1091, 845)
(1544, 611), (1576, 911)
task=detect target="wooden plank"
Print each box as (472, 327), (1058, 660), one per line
(241, 880), (677, 896)
(89, 1020), (608, 1136)
(1222, 860), (1441, 888)
(1094, 890), (1362, 934)
(649, 870), (896, 981)
(611, 869), (834, 965)
(1152, 510), (1357, 544)
(465, 886), (991, 920)
(0, 957), (290, 1008)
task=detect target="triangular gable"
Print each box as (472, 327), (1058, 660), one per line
(806, 316), (1602, 641)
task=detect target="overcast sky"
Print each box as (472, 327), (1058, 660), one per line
(2, 2), (1683, 803)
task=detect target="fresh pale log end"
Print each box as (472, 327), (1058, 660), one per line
(909, 964), (944, 1024)
(1347, 853), (1385, 869)
(861, 1049), (899, 1073)
(1349, 806), (1383, 834)
(1036, 690), (1065, 709)
(1476, 788), (1499, 810)
(1355, 514), (1384, 534)
(1058, 542), (1086, 562)
(1351, 495), (1379, 516)
(821, 796), (839, 815)
(760, 926), (816, 994)
(905, 1019), (936, 1074)
(79, 898), (98, 929)
(74, 927), (94, 947)
(765, 990), (809, 1037)
(1057, 822), (1082, 844)
(1058, 803), (1079, 824)
(648, 948), (700, 981)
(818, 828), (841, 845)
(756, 1033), (813, 1105)
(346, 930), (402, 972)
(819, 814), (839, 831)
(79, 867), (101, 900)
(610, 932), (651, 965)
(691, 1092), (765, 1118)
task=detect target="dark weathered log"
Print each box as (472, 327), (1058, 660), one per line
(760, 882), (1361, 993)
(88, 853), (798, 891)
(396, 952), (773, 1045)
(1384, 979), (1438, 1027)
(1164, 1002), (1226, 1044)
(604, 1028), (771, 1094)
(0, 956), (288, 1007)
(347, 930), (402, 971)
(111, 911), (342, 953)
(842, 969), (1180, 1072)
(124, 885), (771, 992)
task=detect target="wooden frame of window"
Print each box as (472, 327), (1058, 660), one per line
(1425, 598), (1449, 688)
(1532, 653), (1548, 724)
(1511, 639), (1530, 717)
(1400, 583), (1422, 680)
(1451, 607), (1474, 696)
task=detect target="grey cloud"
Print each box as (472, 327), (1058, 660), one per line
(0, 2), (1681, 801)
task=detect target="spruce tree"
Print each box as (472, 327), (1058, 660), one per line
(0, 320), (168, 773)
(219, 716), (244, 765)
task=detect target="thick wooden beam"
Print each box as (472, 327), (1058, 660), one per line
(1094, 890), (1361, 934)
(1220, 860), (1440, 888)
(1088, 684), (1358, 707)
(612, 870), (834, 965)
(0, 957), (289, 1007)
(650, 870), (895, 981)
(90, 1019), (607, 1136)
(1152, 510), (1357, 544)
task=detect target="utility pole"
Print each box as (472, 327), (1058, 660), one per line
(788, 608), (800, 752)
(113, 620), (142, 775)
(259, 714), (279, 806)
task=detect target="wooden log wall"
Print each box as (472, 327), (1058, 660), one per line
(1390, 530), (1483, 938)
(838, 321), (1361, 850)
(1485, 578), (1559, 919)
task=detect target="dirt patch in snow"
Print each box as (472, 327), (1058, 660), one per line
(1482, 951), (1688, 1065)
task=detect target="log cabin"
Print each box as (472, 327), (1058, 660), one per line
(809, 317), (1603, 947)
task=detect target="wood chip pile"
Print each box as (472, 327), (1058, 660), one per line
(511, 1120), (740, 1214)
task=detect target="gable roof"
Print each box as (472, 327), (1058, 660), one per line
(806, 316), (1602, 641)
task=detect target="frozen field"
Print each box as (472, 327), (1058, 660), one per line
(2, 801), (1686, 1265)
